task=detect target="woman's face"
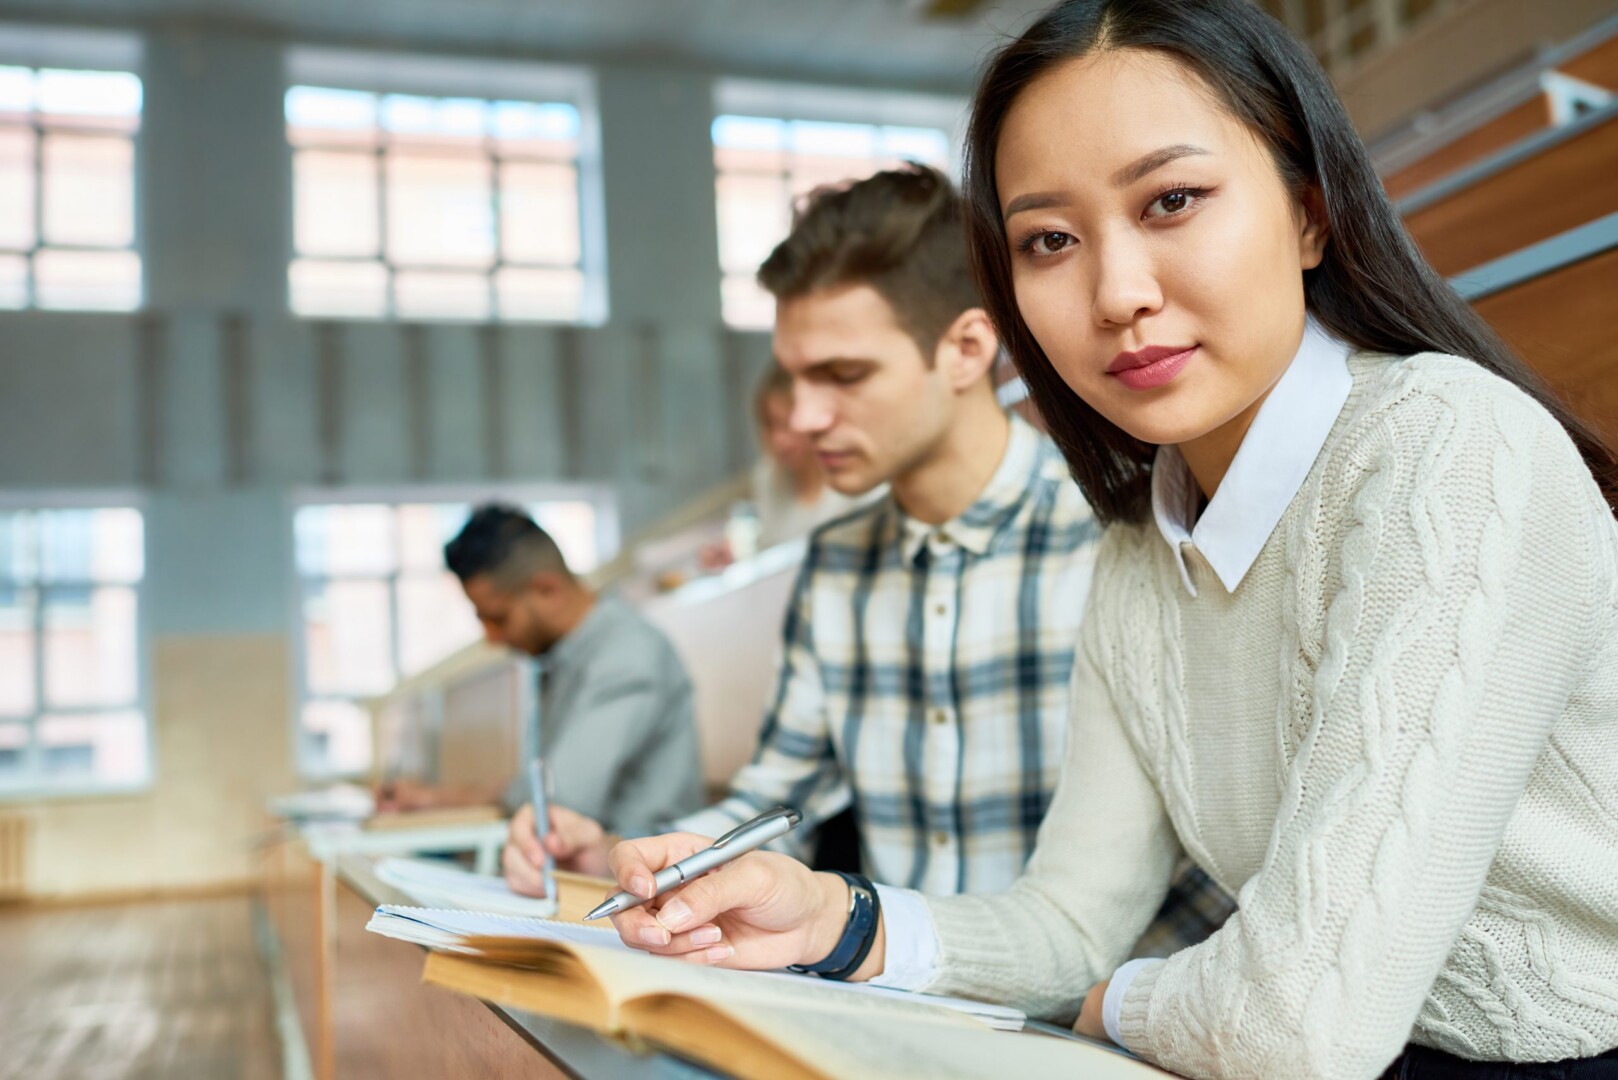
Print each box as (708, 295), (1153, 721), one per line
(996, 48), (1326, 453)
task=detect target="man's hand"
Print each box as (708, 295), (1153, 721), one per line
(373, 778), (444, 813)
(1074, 978), (1111, 1041)
(503, 803), (612, 897)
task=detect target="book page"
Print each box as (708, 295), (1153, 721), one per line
(664, 1000), (1175, 1080)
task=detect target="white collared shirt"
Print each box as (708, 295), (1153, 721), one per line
(1150, 319), (1353, 598)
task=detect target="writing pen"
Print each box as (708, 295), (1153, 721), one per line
(584, 806), (802, 921)
(527, 758), (556, 900)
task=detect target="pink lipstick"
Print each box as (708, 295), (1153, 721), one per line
(1106, 345), (1197, 391)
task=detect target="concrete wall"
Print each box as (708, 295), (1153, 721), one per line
(0, 22), (780, 897)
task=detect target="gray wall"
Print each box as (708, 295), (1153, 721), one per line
(0, 24), (778, 640)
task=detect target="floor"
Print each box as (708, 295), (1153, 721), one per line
(0, 893), (282, 1080)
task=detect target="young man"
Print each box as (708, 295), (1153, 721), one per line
(507, 166), (1232, 951)
(377, 504), (703, 832)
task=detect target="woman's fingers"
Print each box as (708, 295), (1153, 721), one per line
(502, 840), (549, 897)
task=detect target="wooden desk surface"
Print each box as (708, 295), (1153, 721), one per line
(336, 854), (718, 1080)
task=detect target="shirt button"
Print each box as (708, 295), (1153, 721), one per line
(931, 710), (947, 725)
(932, 831), (948, 847)
(934, 603), (947, 616)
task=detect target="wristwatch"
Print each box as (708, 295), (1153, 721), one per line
(787, 871), (881, 981)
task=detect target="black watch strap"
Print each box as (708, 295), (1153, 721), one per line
(787, 871), (881, 981)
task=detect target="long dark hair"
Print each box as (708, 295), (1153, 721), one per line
(964, 0), (1618, 524)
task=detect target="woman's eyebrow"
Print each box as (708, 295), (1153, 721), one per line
(1112, 143), (1209, 186)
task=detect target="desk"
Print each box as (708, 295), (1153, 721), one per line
(260, 832), (712, 1079)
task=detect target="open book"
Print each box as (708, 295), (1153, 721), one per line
(373, 858), (559, 918)
(367, 906), (1166, 1079)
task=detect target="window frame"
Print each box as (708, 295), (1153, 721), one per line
(0, 25), (145, 313)
(0, 488), (152, 803)
(709, 78), (968, 331)
(285, 482), (620, 781)
(282, 47), (608, 326)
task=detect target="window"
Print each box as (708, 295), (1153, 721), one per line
(0, 65), (142, 311)
(286, 84), (591, 323)
(713, 115), (953, 330)
(0, 503), (148, 797)
(291, 492), (616, 777)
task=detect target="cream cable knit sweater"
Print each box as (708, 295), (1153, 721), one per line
(919, 353), (1618, 1079)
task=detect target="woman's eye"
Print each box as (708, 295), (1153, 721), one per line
(1145, 188), (1203, 219)
(1027, 231), (1073, 256)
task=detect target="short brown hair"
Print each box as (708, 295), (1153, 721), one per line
(757, 164), (981, 359)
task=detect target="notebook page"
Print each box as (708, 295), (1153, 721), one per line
(374, 857), (559, 918)
(367, 905), (628, 952)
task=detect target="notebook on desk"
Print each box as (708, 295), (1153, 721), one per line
(366, 905), (1167, 1079)
(372, 857), (559, 918)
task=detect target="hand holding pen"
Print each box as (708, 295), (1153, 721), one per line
(595, 807), (873, 972)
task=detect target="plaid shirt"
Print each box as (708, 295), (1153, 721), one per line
(676, 417), (1235, 950)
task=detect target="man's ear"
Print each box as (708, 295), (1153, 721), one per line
(529, 570), (567, 597)
(1298, 185), (1329, 271)
(934, 307), (1000, 394)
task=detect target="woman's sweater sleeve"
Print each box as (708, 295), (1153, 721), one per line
(920, 593), (1183, 1021)
(1117, 371), (1607, 1079)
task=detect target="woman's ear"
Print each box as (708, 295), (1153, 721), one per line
(937, 307), (1000, 393)
(1298, 184), (1329, 271)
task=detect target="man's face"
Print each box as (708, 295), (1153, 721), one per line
(772, 283), (956, 496)
(461, 574), (554, 656)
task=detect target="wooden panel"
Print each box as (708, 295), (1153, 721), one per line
(1404, 114), (1618, 275)
(1383, 96), (1550, 201)
(1560, 32), (1618, 90)
(331, 879), (565, 1079)
(439, 661), (524, 792)
(1474, 247), (1618, 448)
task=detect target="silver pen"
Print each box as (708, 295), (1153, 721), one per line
(527, 758), (556, 900)
(583, 806), (802, 921)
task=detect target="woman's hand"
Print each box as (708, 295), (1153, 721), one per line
(604, 832), (858, 971)
(1074, 978), (1111, 1040)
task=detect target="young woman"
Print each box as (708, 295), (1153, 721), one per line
(598, 2), (1618, 1077)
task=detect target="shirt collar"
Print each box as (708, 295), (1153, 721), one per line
(1150, 319), (1353, 597)
(896, 413), (1045, 565)
(542, 595), (618, 670)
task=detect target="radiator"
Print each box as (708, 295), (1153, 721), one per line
(0, 814), (29, 900)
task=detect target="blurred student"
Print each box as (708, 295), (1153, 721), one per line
(376, 504), (703, 832)
(506, 165), (1233, 957)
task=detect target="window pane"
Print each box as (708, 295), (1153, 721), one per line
(494, 266), (582, 322)
(789, 120), (878, 159)
(492, 101), (579, 159)
(40, 507), (143, 583)
(286, 86), (378, 148)
(394, 269), (491, 320)
(38, 711), (147, 784)
(397, 573), (481, 678)
(0, 512), (36, 582)
(500, 161), (578, 265)
(382, 94), (488, 149)
(301, 699), (372, 775)
(531, 501), (600, 573)
(43, 585), (138, 708)
(303, 579), (394, 696)
(879, 126), (950, 165)
(0, 253), (24, 309)
(42, 134), (134, 247)
(0, 66), (32, 121)
(0, 587), (35, 717)
(0, 722), (25, 779)
(33, 249), (140, 311)
(397, 503), (469, 571)
(0, 128), (35, 251)
(294, 504), (396, 577)
(716, 172), (790, 274)
(36, 70), (142, 132)
(289, 258), (387, 318)
(294, 150), (379, 257)
(722, 272), (775, 331)
(385, 153), (495, 268)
